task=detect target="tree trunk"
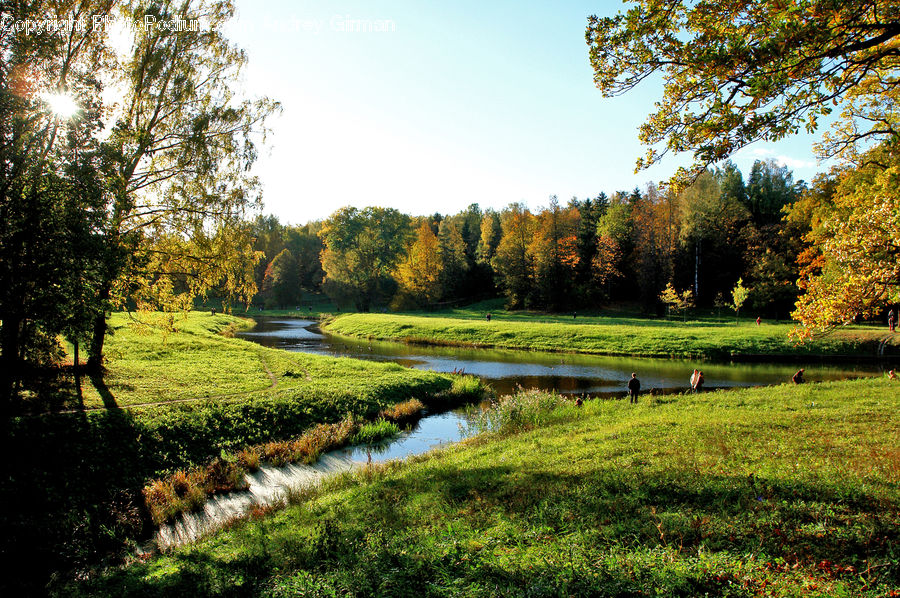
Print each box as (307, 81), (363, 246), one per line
(86, 285), (110, 372)
(0, 314), (22, 409)
(694, 239), (701, 299)
(73, 338), (81, 398)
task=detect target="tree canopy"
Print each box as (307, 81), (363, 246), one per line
(0, 0), (116, 402)
(588, 0), (900, 332)
(791, 143), (900, 335)
(87, 0), (278, 366)
(587, 0), (900, 180)
(0, 0), (277, 402)
(319, 206), (411, 311)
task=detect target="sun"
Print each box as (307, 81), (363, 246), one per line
(41, 92), (80, 119)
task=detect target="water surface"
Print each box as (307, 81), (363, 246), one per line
(155, 317), (883, 549)
(239, 318), (882, 396)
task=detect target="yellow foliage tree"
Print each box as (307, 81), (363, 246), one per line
(394, 223), (444, 307)
(792, 142), (900, 337)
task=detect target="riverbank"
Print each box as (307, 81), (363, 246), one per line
(65, 377), (900, 596)
(3, 312), (485, 595)
(324, 312), (898, 360)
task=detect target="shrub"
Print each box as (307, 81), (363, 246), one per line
(236, 447), (261, 472)
(204, 458), (248, 494)
(380, 399), (425, 423)
(463, 389), (574, 436)
(351, 420), (401, 445)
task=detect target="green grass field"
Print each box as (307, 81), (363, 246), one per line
(67, 377), (900, 596)
(5, 312), (485, 596)
(324, 312), (897, 359)
(48, 311), (459, 411)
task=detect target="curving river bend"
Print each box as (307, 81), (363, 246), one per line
(153, 317), (883, 549)
(238, 318), (882, 397)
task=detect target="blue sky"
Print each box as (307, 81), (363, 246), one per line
(226, 0), (827, 224)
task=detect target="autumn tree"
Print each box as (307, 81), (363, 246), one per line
(476, 210), (502, 265)
(792, 142), (900, 335)
(593, 193), (634, 299)
(249, 214), (287, 289)
(591, 236), (623, 300)
(587, 1), (900, 181)
(248, 216), (324, 302)
(86, 0), (278, 369)
(437, 220), (469, 300)
(631, 183), (680, 307)
(660, 282), (694, 321)
(261, 249), (301, 309)
(492, 203), (534, 309)
(678, 170), (750, 304)
(730, 278), (750, 321)
(529, 197), (580, 311)
(587, 1), (900, 328)
(393, 223), (443, 308)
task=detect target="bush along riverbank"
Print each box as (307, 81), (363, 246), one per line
(323, 312), (898, 360)
(2, 313), (487, 596)
(144, 400), (424, 525)
(65, 377), (900, 597)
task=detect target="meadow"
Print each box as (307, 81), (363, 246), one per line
(4, 312), (484, 595)
(65, 377), (900, 596)
(324, 311), (897, 360)
(44, 311), (453, 411)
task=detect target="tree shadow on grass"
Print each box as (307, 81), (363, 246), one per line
(11, 364), (84, 415)
(3, 408), (148, 596)
(89, 370), (120, 410)
(79, 462), (899, 597)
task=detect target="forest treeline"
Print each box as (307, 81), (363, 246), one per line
(5, 0), (899, 405)
(251, 159), (805, 317)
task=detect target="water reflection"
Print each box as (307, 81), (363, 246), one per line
(156, 317), (882, 549)
(239, 318), (881, 396)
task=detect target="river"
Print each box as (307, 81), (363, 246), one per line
(153, 317), (882, 549)
(237, 318), (881, 397)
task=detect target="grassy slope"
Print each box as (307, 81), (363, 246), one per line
(5, 312), (482, 596)
(13, 312), (478, 480)
(76, 378), (900, 597)
(70, 312), (448, 409)
(325, 312), (897, 359)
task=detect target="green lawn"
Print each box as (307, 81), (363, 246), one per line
(53, 311), (456, 410)
(68, 377), (900, 596)
(324, 312), (897, 359)
(5, 312), (485, 596)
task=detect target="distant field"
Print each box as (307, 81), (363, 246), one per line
(68, 377), (900, 596)
(324, 312), (897, 359)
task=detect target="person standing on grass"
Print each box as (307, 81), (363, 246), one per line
(696, 370), (705, 392)
(756, 316), (761, 326)
(627, 372), (640, 403)
(889, 309), (895, 332)
(889, 369), (896, 380)
(792, 368), (805, 384)
(690, 369), (700, 393)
